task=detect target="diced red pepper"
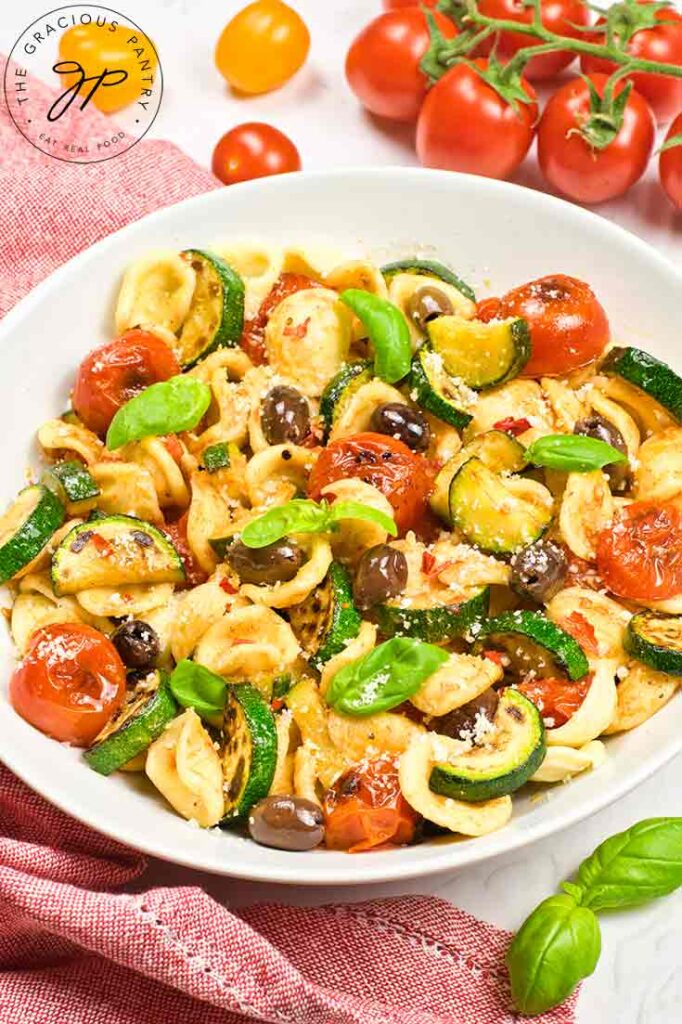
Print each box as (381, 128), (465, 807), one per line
(493, 416), (532, 437)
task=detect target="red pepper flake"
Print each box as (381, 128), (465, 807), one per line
(90, 533), (114, 558)
(421, 551), (436, 575)
(561, 611), (599, 656)
(271, 698), (284, 712)
(219, 578), (238, 595)
(283, 316), (311, 339)
(483, 649), (505, 666)
(300, 425), (324, 449)
(161, 434), (183, 464)
(493, 416), (532, 437)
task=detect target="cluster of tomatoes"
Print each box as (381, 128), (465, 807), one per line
(346, 0), (682, 208)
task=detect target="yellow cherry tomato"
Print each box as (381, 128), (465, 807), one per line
(58, 23), (157, 114)
(215, 1), (310, 95)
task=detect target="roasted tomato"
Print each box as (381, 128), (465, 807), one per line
(308, 432), (434, 534)
(478, 0), (590, 80)
(517, 675), (592, 728)
(163, 511), (208, 588)
(596, 501), (682, 601)
(324, 755), (419, 852)
(72, 329), (180, 436)
(10, 623), (126, 746)
(240, 272), (321, 364)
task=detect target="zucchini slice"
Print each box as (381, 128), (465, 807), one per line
(377, 586), (489, 644)
(0, 485), (65, 583)
(84, 671), (177, 776)
(430, 429), (527, 523)
(201, 442), (231, 473)
(43, 460), (100, 509)
(625, 611), (682, 676)
(407, 348), (473, 430)
(474, 610), (590, 681)
(51, 514), (185, 596)
(429, 688), (546, 802)
(381, 258), (476, 303)
(221, 684), (278, 824)
(449, 458), (552, 555)
(175, 249), (245, 368)
(427, 315), (531, 390)
(319, 360), (373, 439)
(287, 561), (362, 669)
(601, 347), (682, 423)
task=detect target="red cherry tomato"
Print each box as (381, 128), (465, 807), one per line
(476, 296), (502, 322)
(345, 8), (457, 122)
(581, 1), (682, 123)
(383, 0), (439, 7)
(240, 272), (321, 364)
(72, 329), (180, 436)
(324, 755), (419, 852)
(211, 122), (301, 186)
(492, 274), (610, 377)
(596, 501), (682, 601)
(517, 676), (592, 728)
(416, 60), (538, 179)
(660, 112), (682, 209)
(307, 432), (434, 534)
(478, 0), (589, 80)
(10, 624), (126, 746)
(537, 74), (655, 204)
(163, 512), (208, 588)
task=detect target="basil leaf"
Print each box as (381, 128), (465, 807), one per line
(325, 637), (448, 716)
(106, 376), (211, 451)
(240, 498), (397, 548)
(525, 434), (627, 473)
(506, 894), (601, 1017)
(169, 659), (227, 721)
(577, 817), (682, 912)
(340, 289), (411, 384)
(327, 500), (397, 536)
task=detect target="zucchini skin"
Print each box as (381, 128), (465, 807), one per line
(377, 586), (489, 644)
(0, 485), (65, 583)
(84, 675), (177, 776)
(625, 611), (682, 676)
(407, 348), (472, 430)
(43, 460), (100, 504)
(319, 360), (373, 439)
(427, 316), (531, 390)
(202, 442), (230, 473)
(474, 610), (590, 681)
(179, 249), (245, 367)
(380, 259), (476, 303)
(221, 684), (278, 825)
(315, 562), (363, 668)
(602, 347), (682, 422)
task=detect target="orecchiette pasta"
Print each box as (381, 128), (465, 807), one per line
(38, 419), (104, 466)
(605, 662), (679, 734)
(145, 709), (224, 827)
(265, 288), (352, 396)
(320, 479), (394, 564)
(115, 250), (196, 335)
(194, 605), (300, 678)
(242, 535), (332, 609)
(410, 653), (502, 716)
(464, 380), (554, 446)
(121, 437), (189, 508)
(245, 444), (315, 508)
(634, 427), (682, 503)
(546, 660), (618, 748)
(559, 470), (614, 561)
(90, 462), (163, 523)
(530, 740), (607, 783)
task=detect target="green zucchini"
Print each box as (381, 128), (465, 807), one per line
(407, 347), (473, 430)
(0, 485), (65, 583)
(176, 249), (245, 368)
(381, 259), (476, 304)
(448, 458), (552, 555)
(52, 514), (185, 596)
(625, 611), (682, 676)
(84, 671), (177, 776)
(42, 460), (100, 508)
(201, 442), (231, 473)
(319, 361), (373, 439)
(272, 673), (294, 702)
(377, 586), (489, 644)
(473, 610), (590, 681)
(431, 429), (527, 523)
(427, 315), (531, 390)
(601, 347), (682, 423)
(287, 561), (361, 669)
(429, 688), (546, 802)
(221, 684), (278, 824)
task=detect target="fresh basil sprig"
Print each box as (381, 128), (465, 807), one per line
(169, 659), (227, 722)
(340, 289), (412, 384)
(240, 498), (397, 549)
(325, 637), (448, 717)
(525, 434), (627, 473)
(106, 375), (211, 450)
(506, 817), (682, 1016)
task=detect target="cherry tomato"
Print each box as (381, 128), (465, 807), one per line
(72, 330), (180, 436)
(517, 676), (592, 728)
(660, 112), (682, 210)
(476, 296), (502, 321)
(240, 272), (320, 364)
(596, 501), (682, 601)
(383, 0), (439, 7)
(215, 0), (310, 95)
(492, 274), (610, 377)
(537, 74), (655, 204)
(324, 755), (419, 852)
(10, 624), (126, 746)
(212, 123), (301, 187)
(346, 9), (457, 122)
(307, 432), (435, 534)
(416, 60), (538, 179)
(163, 512), (208, 588)
(581, 1), (682, 123)
(58, 23), (157, 113)
(478, 0), (589, 80)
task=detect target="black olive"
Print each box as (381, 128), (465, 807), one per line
(353, 543), (408, 610)
(370, 403), (431, 452)
(226, 538), (305, 586)
(429, 687), (499, 741)
(510, 540), (568, 603)
(112, 620), (160, 669)
(574, 413), (630, 491)
(261, 385), (311, 446)
(406, 285), (453, 332)
(248, 795), (324, 851)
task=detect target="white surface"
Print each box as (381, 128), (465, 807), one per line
(1, 2), (681, 1020)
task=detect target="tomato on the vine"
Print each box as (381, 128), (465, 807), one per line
(383, 0), (440, 7)
(537, 73), (655, 204)
(596, 501), (682, 601)
(660, 112), (682, 210)
(416, 59), (537, 179)
(346, 8), (457, 122)
(212, 123), (301, 186)
(581, 1), (682, 123)
(324, 755), (419, 852)
(215, 0), (310, 95)
(478, 0), (590, 80)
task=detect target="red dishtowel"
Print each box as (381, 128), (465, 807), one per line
(0, 56), (579, 1024)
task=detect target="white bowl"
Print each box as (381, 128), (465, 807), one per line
(1, 169), (680, 885)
